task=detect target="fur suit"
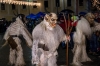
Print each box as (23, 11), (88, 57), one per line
(32, 13), (69, 66)
(3, 15), (32, 66)
(72, 12), (100, 66)
(71, 16), (92, 66)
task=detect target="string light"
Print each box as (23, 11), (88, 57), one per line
(92, 0), (100, 10)
(0, 0), (41, 6)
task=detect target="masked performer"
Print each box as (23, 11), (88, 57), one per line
(32, 12), (70, 66)
(71, 12), (100, 66)
(3, 14), (32, 66)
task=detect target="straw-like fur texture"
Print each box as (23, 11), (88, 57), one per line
(71, 17), (92, 66)
(72, 12), (100, 66)
(32, 13), (67, 66)
(3, 17), (32, 66)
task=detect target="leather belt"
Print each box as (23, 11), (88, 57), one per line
(38, 43), (49, 51)
(10, 35), (18, 37)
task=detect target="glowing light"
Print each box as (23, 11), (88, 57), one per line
(0, 0), (40, 6)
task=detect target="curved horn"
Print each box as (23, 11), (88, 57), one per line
(13, 11), (17, 16)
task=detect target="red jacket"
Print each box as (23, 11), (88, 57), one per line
(58, 20), (78, 32)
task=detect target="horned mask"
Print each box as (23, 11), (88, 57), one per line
(44, 13), (58, 28)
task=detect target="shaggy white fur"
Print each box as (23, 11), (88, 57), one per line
(32, 13), (68, 66)
(71, 17), (92, 66)
(3, 17), (32, 66)
(72, 12), (100, 66)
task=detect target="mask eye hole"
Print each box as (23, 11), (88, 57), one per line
(51, 18), (55, 21)
(51, 18), (57, 21)
(89, 17), (94, 20)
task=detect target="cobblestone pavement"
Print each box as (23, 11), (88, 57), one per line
(0, 34), (100, 66)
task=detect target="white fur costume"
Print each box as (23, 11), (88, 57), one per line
(72, 13), (100, 66)
(32, 13), (68, 66)
(3, 16), (32, 66)
(72, 17), (92, 66)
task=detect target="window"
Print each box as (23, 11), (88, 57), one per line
(79, 0), (83, 6)
(1, 3), (5, 10)
(23, 5), (26, 9)
(33, 5), (37, 8)
(33, 0), (37, 8)
(33, 0), (37, 3)
(55, 0), (60, 7)
(44, 1), (48, 8)
(12, 4), (16, 10)
(67, 0), (71, 6)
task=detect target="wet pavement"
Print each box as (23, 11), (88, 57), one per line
(0, 33), (100, 66)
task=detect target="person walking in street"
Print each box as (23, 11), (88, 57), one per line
(3, 14), (32, 66)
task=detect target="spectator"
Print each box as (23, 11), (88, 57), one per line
(89, 31), (100, 55)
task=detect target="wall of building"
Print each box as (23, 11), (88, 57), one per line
(0, 0), (89, 21)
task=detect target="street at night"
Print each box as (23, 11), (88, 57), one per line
(0, 0), (100, 66)
(0, 33), (100, 66)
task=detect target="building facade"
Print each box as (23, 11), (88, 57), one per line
(0, 0), (90, 21)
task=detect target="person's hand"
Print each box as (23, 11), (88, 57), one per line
(66, 35), (70, 42)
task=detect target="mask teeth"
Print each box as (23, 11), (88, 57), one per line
(50, 23), (56, 28)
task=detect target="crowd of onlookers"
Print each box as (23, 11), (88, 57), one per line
(88, 30), (100, 57)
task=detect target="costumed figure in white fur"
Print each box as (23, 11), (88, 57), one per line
(32, 12), (70, 66)
(3, 14), (32, 66)
(71, 12), (100, 66)
(85, 13), (100, 32)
